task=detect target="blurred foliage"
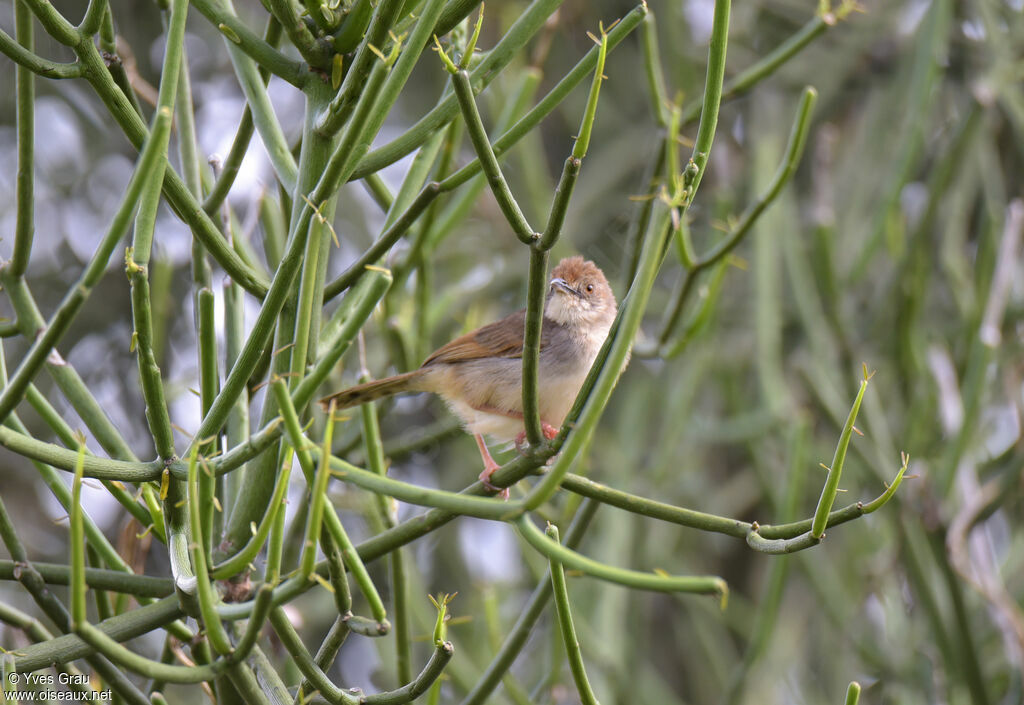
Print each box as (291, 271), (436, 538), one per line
(0, 0), (1022, 704)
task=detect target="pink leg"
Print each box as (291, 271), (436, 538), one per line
(514, 422), (560, 453)
(474, 434), (509, 500)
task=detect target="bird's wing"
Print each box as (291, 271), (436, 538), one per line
(423, 309), (548, 366)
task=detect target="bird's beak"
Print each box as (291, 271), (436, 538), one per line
(550, 277), (581, 298)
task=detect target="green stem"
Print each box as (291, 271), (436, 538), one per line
(273, 381), (389, 625)
(317, 0), (405, 136)
(516, 516), (727, 600)
(268, 607), (360, 705)
(520, 248), (549, 446)
(321, 186), (438, 299)
(811, 377), (868, 538)
(265, 0), (325, 68)
(326, 449), (525, 520)
(211, 457), (291, 580)
(189, 0), (306, 86)
(11, 0), (35, 278)
(301, 401), (337, 579)
(12, 597), (182, 673)
(0, 559), (172, 596)
(0, 424), (163, 480)
(69, 447), (87, 624)
(641, 10), (668, 127)
(0, 25), (79, 77)
(450, 69), (537, 244)
(545, 524), (600, 705)
(680, 14), (829, 125)
(74, 623), (228, 683)
(659, 86), (817, 353)
(522, 206), (671, 510)
(358, 374), (411, 683)
(75, 40), (271, 297)
(459, 499), (598, 705)
(78, 0), (107, 35)
(361, 641), (454, 705)
(127, 0), (184, 454)
(683, 0), (730, 199)
(218, 2), (299, 190)
(187, 448), (233, 655)
(18, 0), (79, 45)
(352, 0), (606, 179)
(0, 102), (172, 426)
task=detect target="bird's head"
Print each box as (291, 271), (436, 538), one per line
(544, 256), (617, 328)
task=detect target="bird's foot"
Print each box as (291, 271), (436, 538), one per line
(514, 422), (560, 453)
(478, 464), (509, 500)
(474, 434), (510, 500)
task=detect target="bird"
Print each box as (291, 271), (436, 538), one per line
(319, 256), (619, 497)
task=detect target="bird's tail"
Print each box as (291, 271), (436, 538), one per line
(318, 370), (425, 410)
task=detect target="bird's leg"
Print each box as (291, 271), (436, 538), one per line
(474, 434), (509, 500)
(466, 403), (559, 453)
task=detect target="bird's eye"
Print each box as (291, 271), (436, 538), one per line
(585, 284), (594, 293)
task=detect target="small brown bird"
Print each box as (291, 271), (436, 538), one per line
(320, 256), (618, 496)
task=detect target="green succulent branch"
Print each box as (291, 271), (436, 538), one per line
(0, 0), (930, 701)
(544, 524), (600, 705)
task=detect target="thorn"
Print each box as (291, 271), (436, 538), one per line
(819, 462), (831, 472)
(852, 425), (864, 436)
(311, 572), (335, 593)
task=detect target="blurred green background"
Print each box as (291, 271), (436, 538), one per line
(1, 0), (1022, 703)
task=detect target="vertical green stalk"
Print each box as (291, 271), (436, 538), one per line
(69, 445), (88, 627)
(287, 201), (331, 393)
(449, 69), (538, 245)
(641, 10), (669, 128)
(521, 30), (606, 445)
(459, 499), (600, 705)
(545, 524), (600, 705)
(217, 79), (336, 557)
(198, 288), (220, 549)
(359, 371), (411, 683)
(810, 375), (868, 539)
(520, 248), (550, 445)
(273, 380), (389, 625)
(684, 0), (730, 199)
(186, 447), (233, 655)
(301, 402), (336, 580)
(12, 0), (34, 279)
(222, 277), (249, 517)
(129, 0), (188, 461)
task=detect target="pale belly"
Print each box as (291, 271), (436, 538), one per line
(432, 360), (590, 445)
